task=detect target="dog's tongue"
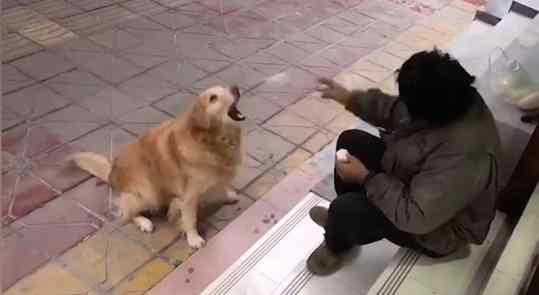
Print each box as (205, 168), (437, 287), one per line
(228, 104), (246, 121)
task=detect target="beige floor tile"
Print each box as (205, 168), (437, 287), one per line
(350, 60), (393, 83)
(395, 31), (436, 51)
(263, 110), (318, 145)
(407, 25), (456, 49)
(382, 41), (418, 60)
(60, 226), (154, 290)
(303, 129), (335, 153)
(325, 111), (358, 134)
(238, 93), (283, 124)
(451, 0), (481, 13)
(245, 149), (312, 199)
(162, 224), (218, 266)
(288, 95), (343, 126)
(379, 76), (399, 96)
(408, 25), (450, 41)
(333, 71), (376, 91)
(119, 218), (181, 254)
(232, 154), (273, 190)
(244, 126), (296, 164)
(205, 194), (254, 230)
(366, 50), (404, 72)
(110, 258), (173, 295)
(5, 261), (90, 295)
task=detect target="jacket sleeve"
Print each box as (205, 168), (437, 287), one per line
(364, 152), (489, 234)
(345, 89), (409, 131)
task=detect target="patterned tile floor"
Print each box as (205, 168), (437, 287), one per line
(1, 0), (481, 294)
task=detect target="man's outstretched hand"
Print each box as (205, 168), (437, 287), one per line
(317, 78), (350, 106)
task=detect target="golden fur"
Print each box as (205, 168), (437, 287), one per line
(70, 86), (243, 248)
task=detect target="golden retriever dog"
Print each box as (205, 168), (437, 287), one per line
(69, 85), (245, 248)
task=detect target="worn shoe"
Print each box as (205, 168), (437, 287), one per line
(309, 206), (329, 228)
(307, 242), (343, 276)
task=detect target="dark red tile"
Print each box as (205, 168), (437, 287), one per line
(20, 196), (102, 256)
(2, 196), (102, 290)
(33, 144), (91, 192)
(2, 173), (59, 220)
(1, 174), (16, 218)
(2, 125), (64, 158)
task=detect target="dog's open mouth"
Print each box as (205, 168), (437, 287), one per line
(228, 104), (245, 121)
(228, 85), (245, 121)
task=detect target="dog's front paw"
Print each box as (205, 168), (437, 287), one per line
(225, 190), (240, 205)
(187, 233), (206, 249)
(134, 216), (154, 233)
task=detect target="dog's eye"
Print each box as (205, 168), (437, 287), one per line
(209, 94), (218, 103)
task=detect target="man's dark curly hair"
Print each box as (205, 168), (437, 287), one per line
(397, 49), (476, 125)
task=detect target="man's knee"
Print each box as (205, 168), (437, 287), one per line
(328, 193), (365, 220)
(337, 130), (358, 149)
(336, 129), (372, 149)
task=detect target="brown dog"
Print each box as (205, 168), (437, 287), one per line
(70, 86), (245, 248)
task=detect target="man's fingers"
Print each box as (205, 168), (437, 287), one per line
(347, 154), (360, 163)
(318, 78), (335, 88)
(320, 92), (333, 99)
(335, 166), (345, 179)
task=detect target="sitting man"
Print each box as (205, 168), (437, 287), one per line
(308, 49), (501, 275)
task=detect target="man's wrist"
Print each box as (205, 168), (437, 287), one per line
(338, 90), (351, 105)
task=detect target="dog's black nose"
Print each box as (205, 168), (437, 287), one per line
(230, 85), (240, 99)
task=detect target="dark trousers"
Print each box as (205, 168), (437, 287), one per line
(326, 130), (441, 257)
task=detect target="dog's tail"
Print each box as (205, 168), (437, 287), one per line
(68, 152), (112, 182)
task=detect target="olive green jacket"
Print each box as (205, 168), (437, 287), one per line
(347, 89), (501, 255)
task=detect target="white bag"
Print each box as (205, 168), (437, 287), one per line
(488, 47), (539, 110)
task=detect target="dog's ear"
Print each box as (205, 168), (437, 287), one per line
(190, 102), (210, 129)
